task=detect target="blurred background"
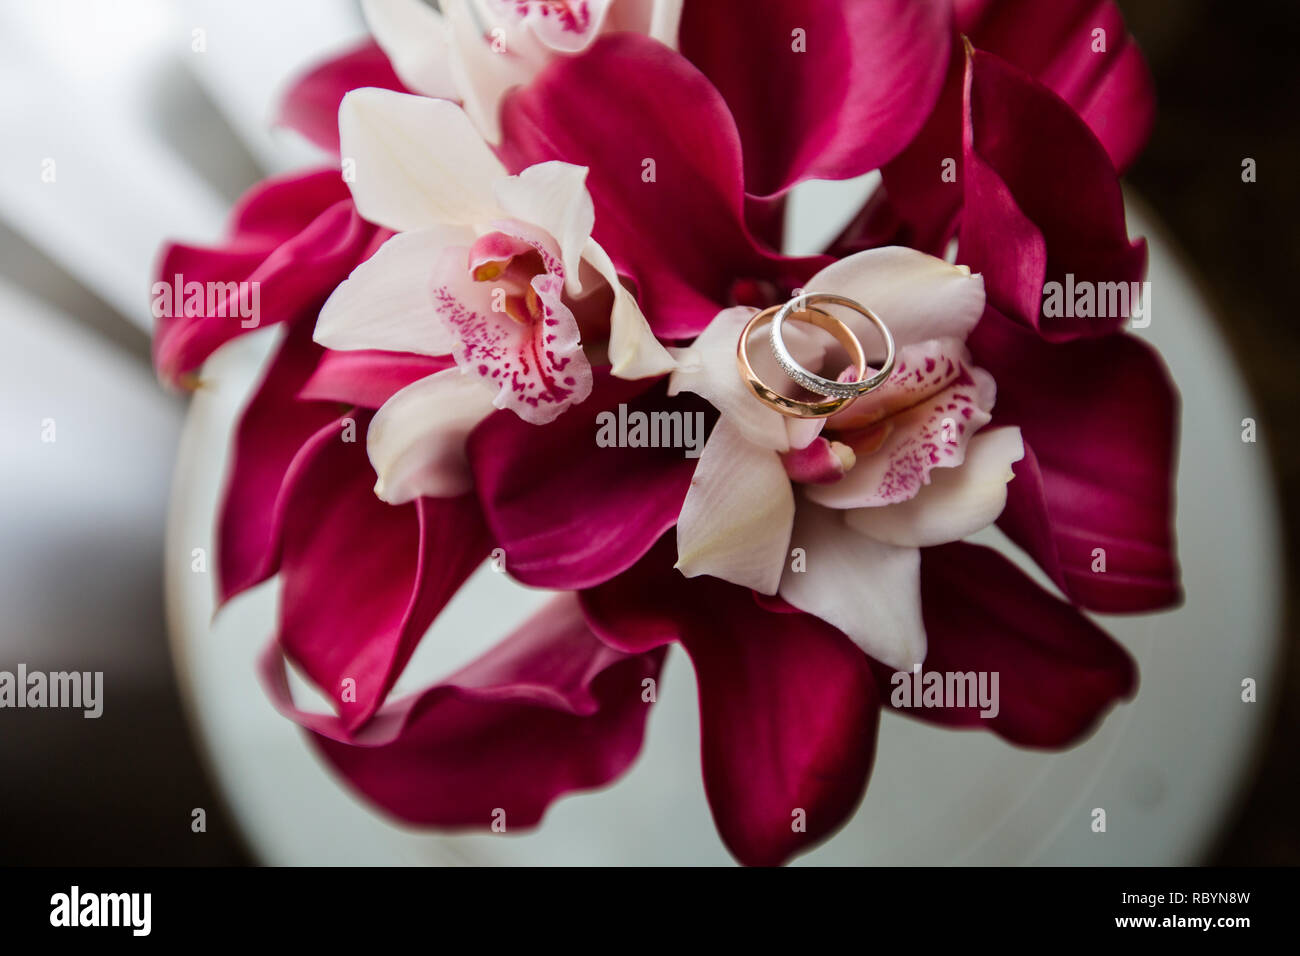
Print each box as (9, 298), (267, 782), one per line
(0, 0), (1296, 865)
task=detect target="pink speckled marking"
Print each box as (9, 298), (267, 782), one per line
(508, 0), (590, 33)
(801, 344), (998, 508)
(826, 338), (964, 432)
(868, 371), (985, 502)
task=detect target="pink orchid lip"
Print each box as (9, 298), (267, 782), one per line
(778, 342), (990, 500)
(433, 219), (592, 425)
(467, 231), (549, 325)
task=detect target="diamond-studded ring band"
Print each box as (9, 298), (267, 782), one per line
(769, 292), (896, 399)
(736, 305), (865, 419)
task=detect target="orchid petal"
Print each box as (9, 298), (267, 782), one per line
(361, 0), (458, 100)
(582, 237), (675, 379)
(486, 0), (614, 53)
(808, 366), (996, 509)
(679, 0), (951, 197)
(586, 0), (683, 45)
(339, 87), (506, 231)
(804, 246), (986, 349)
(845, 426), (1023, 548)
(494, 161), (593, 296)
(675, 418), (793, 595)
(263, 593), (664, 826)
(824, 337), (970, 432)
(277, 41), (408, 155)
(218, 326), (339, 603)
(276, 412), (492, 728)
(778, 501), (925, 671)
(971, 306), (1180, 611)
(580, 536), (880, 867)
(875, 541), (1138, 747)
(668, 306), (826, 453)
(444, 0), (542, 143)
(954, 0), (1155, 173)
(781, 437), (854, 485)
(299, 349), (453, 409)
(858, 1), (1156, 261)
(959, 49), (1146, 340)
(368, 368), (497, 503)
(468, 371), (699, 589)
(153, 169), (373, 387)
(498, 33), (828, 339)
(314, 225), (471, 356)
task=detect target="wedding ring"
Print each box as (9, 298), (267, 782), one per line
(736, 305), (867, 419)
(770, 293), (895, 399)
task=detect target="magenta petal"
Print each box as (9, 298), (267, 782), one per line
(260, 593), (665, 828)
(875, 541), (1137, 747)
(299, 348), (454, 409)
(468, 370), (703, 589)
(153, 169), (376, 386)
(498, 33), (827, 339)
(954, 0), (1155, 173)
(844, 0), (1155, 260)
(217, 325), (338, 603)
(958, 49), (1147, 341)
(970, 307), (1181, 612)
(276, 40), (408, 154)
(780, 436), (851, 485)
(582, 537), (879, 867)
(681, 0), (950, 198)
(276, 412), (492, 729)
(867, 40), (969, 258)
(224, 168), (355, 243)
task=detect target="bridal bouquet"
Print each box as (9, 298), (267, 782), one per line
(154, 0), (1177, 865)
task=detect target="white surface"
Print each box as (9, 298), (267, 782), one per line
(165, 193), (1284, 865)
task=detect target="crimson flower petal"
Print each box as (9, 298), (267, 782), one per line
(874, 541), (1138, 747)
(260, 593), (665, 828)
(276, 410), (492, 729)
(954, 0), (1155, 172)
(958, 48), (1147, 340)
(970, 307), (1181, 612)
(837, 0), (1154, 259)
(276, 40), (408, 154)
(153, 169), (376, 386)
(467, 369), (704, 589)
(298, 348), (454, 409)
(582, 537), (879, 866)
(216, 324), (338, 603)
(680, 0), (951, 198)
(498, 33), (827, 339)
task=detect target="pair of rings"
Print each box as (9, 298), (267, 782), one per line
(736, 293), (896, 419)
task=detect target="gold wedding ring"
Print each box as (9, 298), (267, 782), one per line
(735, 305), (869, 419)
